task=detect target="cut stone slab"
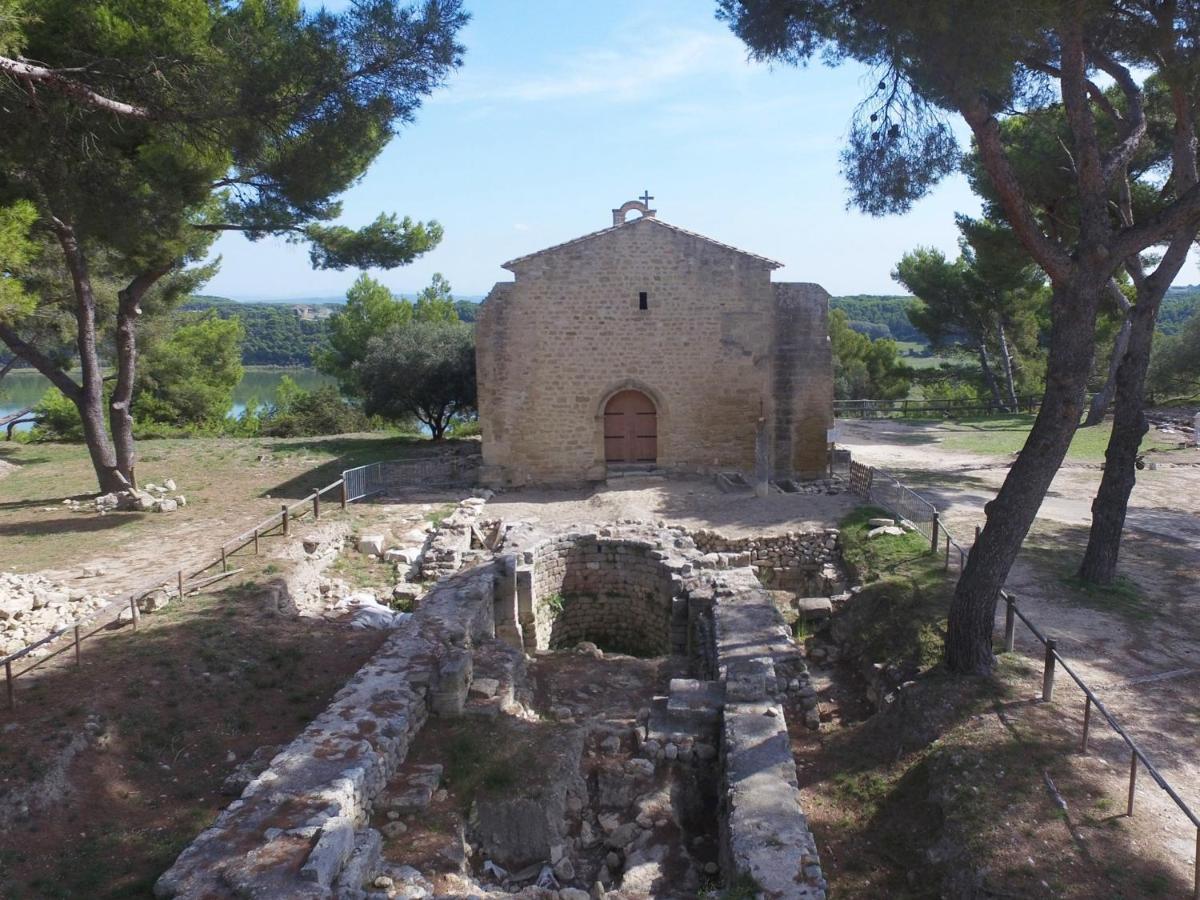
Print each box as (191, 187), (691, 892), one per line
(866, 525), (905, 539)
(385, 764), (443, 814)
(866, 517), (895, 528)
(794, 597), (833, 618)
(469, 677), (500, 699)
(358, 534), (386, 556)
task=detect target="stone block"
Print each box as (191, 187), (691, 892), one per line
(358, 534), (386, 556)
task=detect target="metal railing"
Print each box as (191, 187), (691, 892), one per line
(343, 461), (383, 502)
(850, 460), (1200, 898)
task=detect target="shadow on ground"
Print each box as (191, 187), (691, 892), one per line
(0, 571), (388, 899)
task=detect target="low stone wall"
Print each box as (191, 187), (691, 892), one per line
(692, 529), (844, 594)
(154, 563), (499, 899)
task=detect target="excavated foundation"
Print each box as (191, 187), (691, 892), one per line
(156, 515), (836, 900)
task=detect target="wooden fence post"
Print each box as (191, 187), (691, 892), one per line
(930, 511), (940, 554)
(253, 528), (259, 555)
(1081, 697), (1092, 753)
(130, 595), (141, 631)
(944, 533), (951, 570)
(1127, 751), (1138, 816)
(220, 546), (228, 573)
(1042, 638), (1057, 702)
(1004, 594), (1016, 653)
(74, 625), (82, 668)
(281, 504), (289, 536)
(177, 569), (184, 600)
(5, 659), (13, 710)
(340, 480), (348, 510)
(313, 491), (320, 521)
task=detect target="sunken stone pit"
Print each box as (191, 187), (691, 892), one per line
(156, 510), (835, 900)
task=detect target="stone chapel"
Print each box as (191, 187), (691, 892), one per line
(474, 199), (833, 487)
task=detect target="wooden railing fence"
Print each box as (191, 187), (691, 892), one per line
(834, 396), (1042, 418)
(0, 463), (390, 710)
(849, 460), (1199, 898)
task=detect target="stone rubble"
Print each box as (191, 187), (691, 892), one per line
(0, 571), (110, 657)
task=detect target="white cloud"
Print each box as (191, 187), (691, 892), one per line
(440, 26), (752, 106)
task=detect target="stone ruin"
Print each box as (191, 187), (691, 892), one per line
(156, 506), (840, 899)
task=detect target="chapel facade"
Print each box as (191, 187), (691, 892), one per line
(474, 199), (833, 487)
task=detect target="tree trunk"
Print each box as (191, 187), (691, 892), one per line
(996, 320), (1019, 411)
(1083, 313), (1132, 426)
(978, 342), (1004, 410)
(1079, 278), (1177, 582)
(53, 222), (129, 494)
(110, 269), (167, 488)
(946, 277), (1102, 674)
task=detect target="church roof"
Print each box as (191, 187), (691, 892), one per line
(501, 215), (784, 270)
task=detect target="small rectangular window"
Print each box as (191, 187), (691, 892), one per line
(638, 291), (648, 310)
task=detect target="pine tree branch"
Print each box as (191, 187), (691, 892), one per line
(1, 55), (151, 119)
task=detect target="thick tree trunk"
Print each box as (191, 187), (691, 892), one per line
(946, 277), (1103, 674)
(1076, 313), (1151, 584)
(53, 222), (129, 494)
(1083, 314), (1131, 426)
(110, 277), (155, 487)
(996, 321), (1019, 411)
(1079, 280), (1181, 582)
(978, 342), (1004, 410)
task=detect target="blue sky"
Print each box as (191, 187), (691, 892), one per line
(201, 1), (1193, 302)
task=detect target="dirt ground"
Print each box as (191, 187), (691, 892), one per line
(485, 475), (856, 537)
(0, 557), (388, 898)
(0, 434), (470, 596)
(837, 416), (1200, 891)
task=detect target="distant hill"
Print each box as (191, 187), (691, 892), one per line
(1160, 285), (1200, 335)
(182, 296), (332, 366)
(181, 293), (484, 366)
(830, 294), (923, 343)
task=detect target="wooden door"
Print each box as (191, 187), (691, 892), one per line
(604, 390), (657, 463)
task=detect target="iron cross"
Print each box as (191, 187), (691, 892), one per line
(639, 190), (654, 206)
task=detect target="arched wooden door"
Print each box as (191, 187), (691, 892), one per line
(604, 390), (657, 464)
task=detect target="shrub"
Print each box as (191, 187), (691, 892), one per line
(260, 382), (370, 437)
(29, 387), (86, 441)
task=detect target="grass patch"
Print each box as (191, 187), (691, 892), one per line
(935, 414), (1178, 460)
(428, 503), (457, 528)
(835, 505), (949, 672)
(1020, 539), (1152, 622)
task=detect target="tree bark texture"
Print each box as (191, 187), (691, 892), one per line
(53, 223), (129, 493)
(946, 278), (1103, 674)
(1077, 304), (1154, 583)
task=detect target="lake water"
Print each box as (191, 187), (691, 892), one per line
(0, 367), (334, 433)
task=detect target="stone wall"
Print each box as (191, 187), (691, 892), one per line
(475, 214), (834, 486)
(691, 529), (845, 595)
(155, 563), (500, 899)
(523, 536), (679, 656)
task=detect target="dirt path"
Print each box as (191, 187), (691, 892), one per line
(837, 417), (1200, 882)
(485, 475), (856, 537)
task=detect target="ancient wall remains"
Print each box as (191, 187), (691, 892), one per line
(691, 529), (844, 594)
(522, 536), (680, 656)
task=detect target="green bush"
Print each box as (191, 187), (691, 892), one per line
(28, 387), (86, 441)
(260, 381), (370, 437)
